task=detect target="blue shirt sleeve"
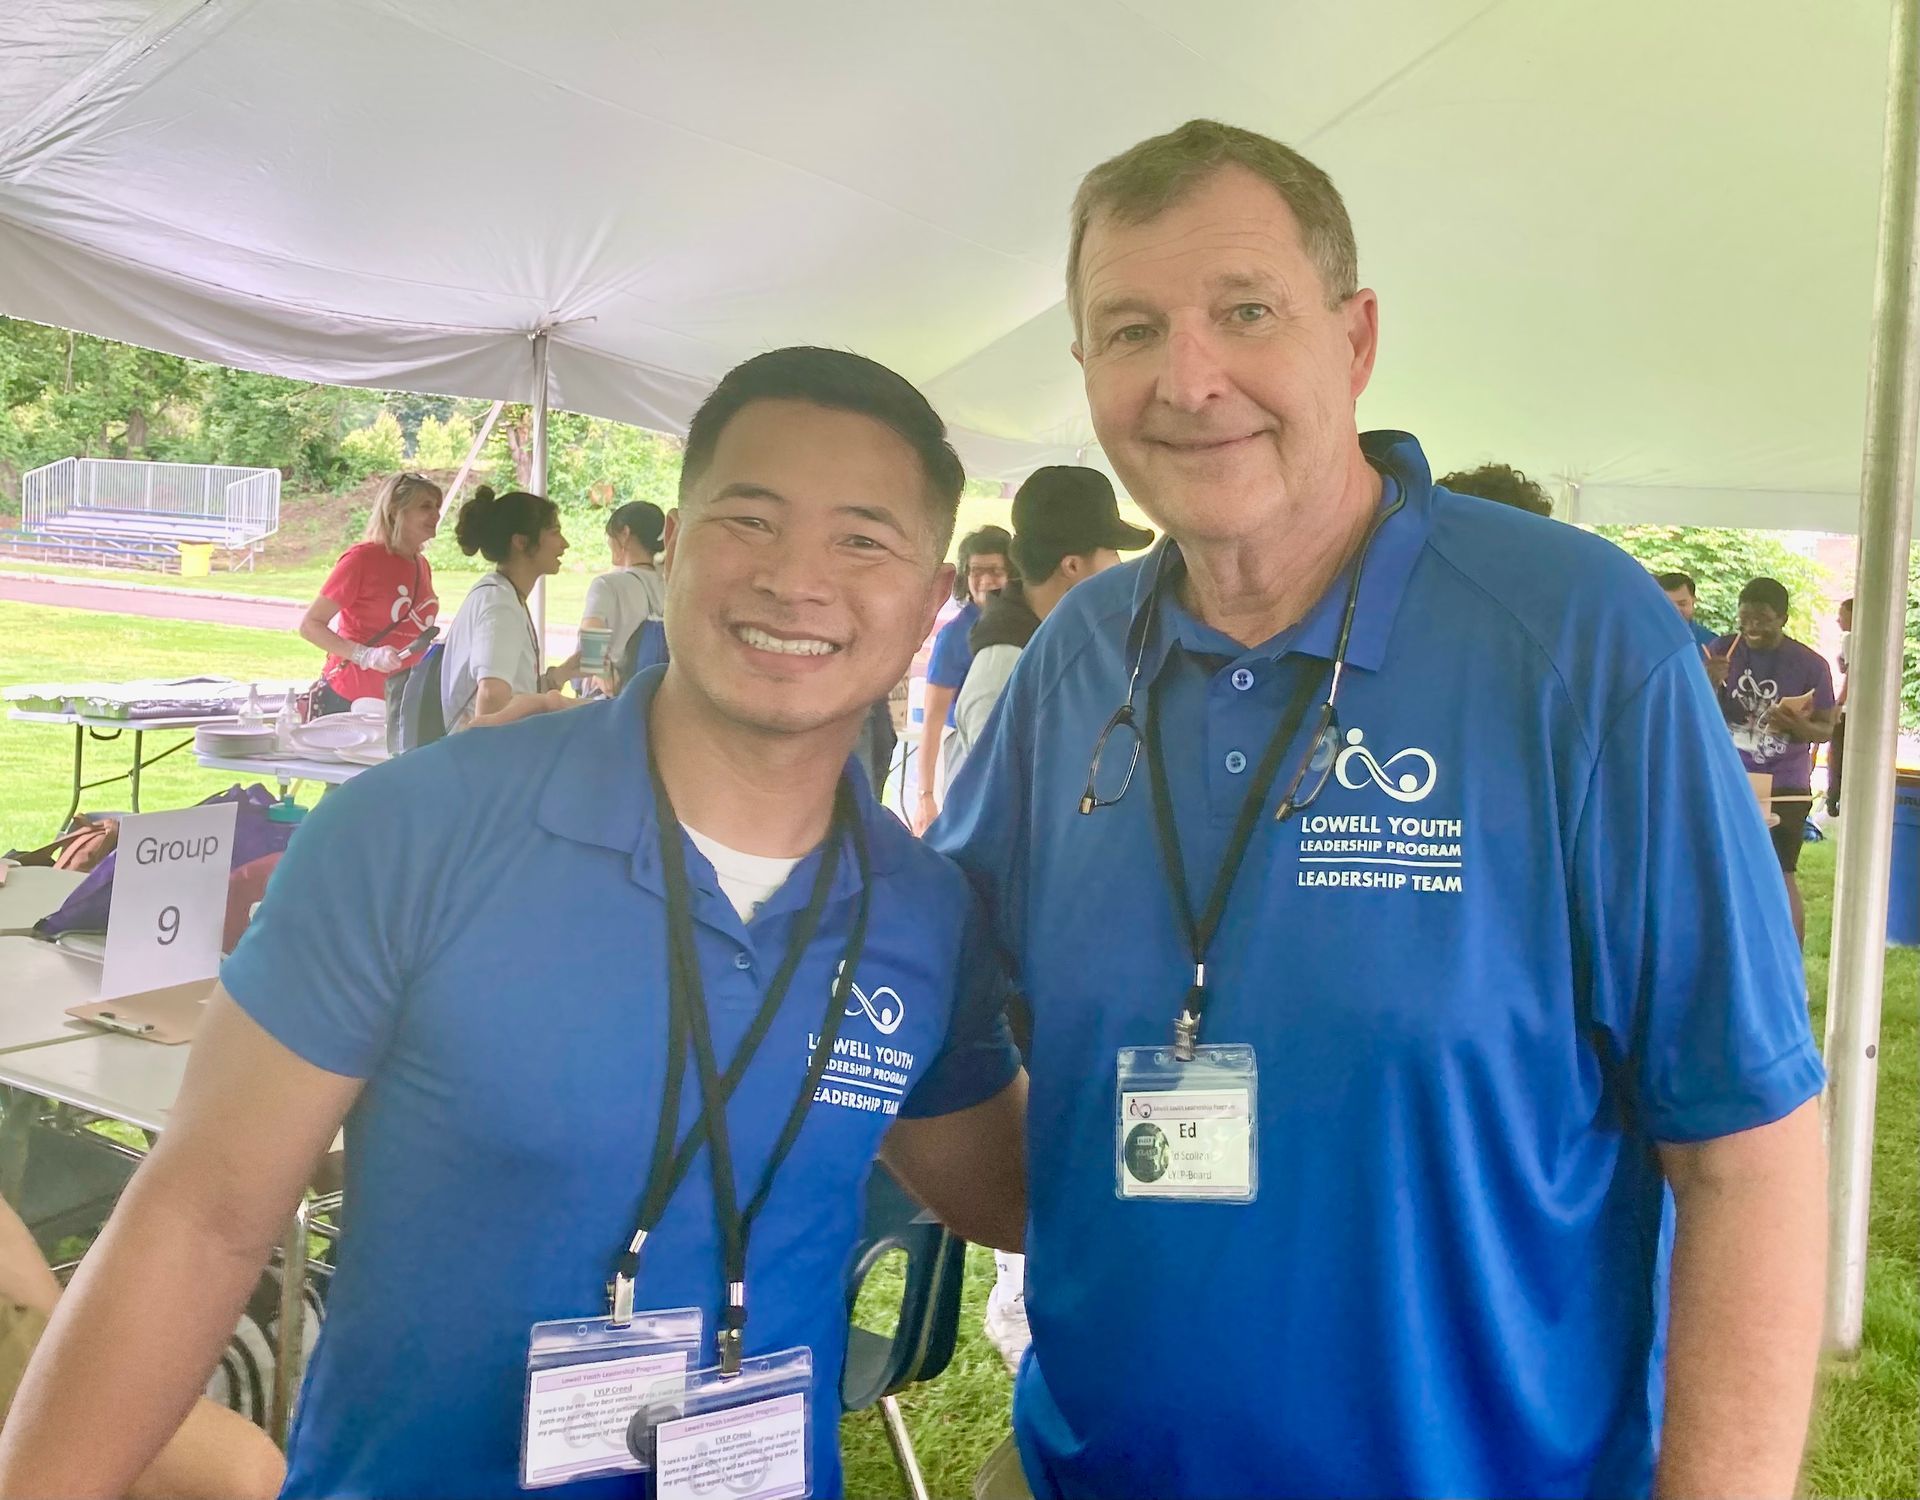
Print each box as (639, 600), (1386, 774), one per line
(927, 642), (1037, 985)
(898, 891), (1021, 1118)
(1569, 647), (1825, 1143)
(926, 612), (975, 691)
(220, 757), (452, 1077)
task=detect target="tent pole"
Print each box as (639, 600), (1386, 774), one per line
(1821, 0), (1920, 1358)
(529, 329), (552, 656)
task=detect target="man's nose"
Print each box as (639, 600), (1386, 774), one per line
(751, 540), (837, 606)
(1155, 325), (1234, 414)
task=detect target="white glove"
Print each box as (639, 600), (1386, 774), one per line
(353, 644), (404, 673)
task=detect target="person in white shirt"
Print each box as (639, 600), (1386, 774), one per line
(581, 500), (669, 685)
(944, 465), (1149, 1374)
(440, 485), (577, 730)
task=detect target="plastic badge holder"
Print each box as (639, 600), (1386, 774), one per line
(632, 1348), (814, 1500)
(1115, 1043), (1259, 1203)
(520, 1306), (703, 1490)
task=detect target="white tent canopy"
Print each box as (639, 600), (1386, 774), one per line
(0, 0), (1907, 531)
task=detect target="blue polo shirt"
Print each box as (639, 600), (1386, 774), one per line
(1688, 617), (1719, 650)
(925, 602), (980, 724)
(224, 671), (1018, 1499)
(932, 432), (1823, 1500)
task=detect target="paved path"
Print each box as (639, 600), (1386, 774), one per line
(0, 570), (579, 654)
(0, 573), (303, 630)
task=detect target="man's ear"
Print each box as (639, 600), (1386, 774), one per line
(924, 562), (957, 636)
(661, 508), (683, 575)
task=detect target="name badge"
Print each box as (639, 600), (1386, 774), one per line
(521, 1307), (702, 1489)
(637, 1348), (814, 1500)
(1115, 1044), (1258, 1203)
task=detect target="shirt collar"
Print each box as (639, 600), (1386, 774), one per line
(1127, 429), (1436, 682)
(534, 667), (898, 901)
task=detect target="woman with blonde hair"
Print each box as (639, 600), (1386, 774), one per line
(297, 471), (443, 714)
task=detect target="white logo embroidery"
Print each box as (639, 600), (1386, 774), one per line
(843, 976), (905, 1035)
(1334, 727), (1438, 803)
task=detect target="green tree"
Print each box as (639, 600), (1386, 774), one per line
(1593, 525), (1830, 641)
(199, 368), (375, 488)
(411, 412), (476, 470)
(339, 410), (405, 480)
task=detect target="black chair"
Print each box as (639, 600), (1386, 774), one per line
(391, 642), (446, 753)
(842, 1164), (965, 1500)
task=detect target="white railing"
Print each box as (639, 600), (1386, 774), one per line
(18, 458), (280, 542)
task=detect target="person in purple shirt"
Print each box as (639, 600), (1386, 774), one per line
(1705, 575), (1835, 945)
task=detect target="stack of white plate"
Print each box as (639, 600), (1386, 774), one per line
(195, 723), (277, 758)
(290, 714), (388, 765)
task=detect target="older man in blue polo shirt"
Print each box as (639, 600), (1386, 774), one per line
(0, 348), (1025, 1500)
(934, 120), (1825, 1500)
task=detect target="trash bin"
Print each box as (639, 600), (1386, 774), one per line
(178, 541), (213, 577)
(1891, 772), (1920, 947)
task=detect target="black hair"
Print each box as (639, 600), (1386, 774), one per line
(453, 485), (558, 565)
(1739, 576), (1791, 616)
(1655, 571), (1697, 596)
(678, 346), (965, 549)
(953, 525), (1014, 602)
(1437, 463), (1552, 517)
(1010, 531), (1080, 586)
(606, 500), (666, 554)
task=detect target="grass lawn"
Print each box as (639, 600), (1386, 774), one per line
(0, 600), (1913, 1497)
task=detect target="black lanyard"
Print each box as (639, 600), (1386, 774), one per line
(615, 755), (873, 1374)
(1143, 655), (1327, 1059)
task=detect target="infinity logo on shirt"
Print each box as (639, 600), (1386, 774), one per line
(841, 975), (906, 1035)
(1334, 727), (1438, 803)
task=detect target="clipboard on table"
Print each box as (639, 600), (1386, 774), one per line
(67, 978), (214, 1045)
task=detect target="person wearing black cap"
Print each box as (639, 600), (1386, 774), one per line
(580, 499), (669, 686)
(951, 467), (1153, 781)
(948, 466), (1150, 1371)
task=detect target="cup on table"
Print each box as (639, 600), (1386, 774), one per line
(578, 627), (613, 675)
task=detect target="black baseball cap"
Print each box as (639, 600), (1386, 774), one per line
(1011, 466), (1153, 554)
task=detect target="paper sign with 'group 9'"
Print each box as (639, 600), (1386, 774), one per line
(100, 802), (238, 1001)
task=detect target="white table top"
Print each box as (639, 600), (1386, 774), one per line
(0, 1032), (187, 1135)
(9, 710), (236, 732)
(0, 936), (112, 1053)
(0, 867), (85, 933)
(193, 750), (366, 785)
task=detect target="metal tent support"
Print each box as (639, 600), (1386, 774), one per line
(1821, 0), (1920, 1357)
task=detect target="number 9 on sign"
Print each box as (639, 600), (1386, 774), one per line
(157, 905), (180, 946)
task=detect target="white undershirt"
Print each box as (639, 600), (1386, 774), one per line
(685, 827), (802, 921)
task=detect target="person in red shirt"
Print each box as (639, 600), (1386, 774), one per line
(298, 472), (444, 713)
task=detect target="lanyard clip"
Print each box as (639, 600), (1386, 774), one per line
(606, 1229), (648, 1328)
(717, 1281), (746, 1377)
(1172, 963), (1204, 1062)
(1172, 1008), (1200, 1062)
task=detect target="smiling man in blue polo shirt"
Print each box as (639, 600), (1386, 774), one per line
(0, 348), (1025, 1500)
(934, 120), (1826, 1500)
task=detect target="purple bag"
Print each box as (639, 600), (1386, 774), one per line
(37, 785), (295, 938)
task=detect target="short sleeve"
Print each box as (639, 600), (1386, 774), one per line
(319, 545), (368, 608)
(1810, 652), (1837, 711)
(954, 645), (1018, 763)
(1569, 648), (1825, 1143)
(220, 762), (441, 1077)
(928, 648), (1037, 984)
(581, 573), (616, 628)
(470, 589), (536, 691)
(898, 893), (1021, 1119)
(926, 615), (972, 690)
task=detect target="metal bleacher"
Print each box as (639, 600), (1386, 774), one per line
(6, 458), (281, 572)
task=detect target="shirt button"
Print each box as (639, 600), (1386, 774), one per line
(733, 951), (752, 970)
(1230, 668), (1255, 692)
(1224, 750), (1248, 774)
